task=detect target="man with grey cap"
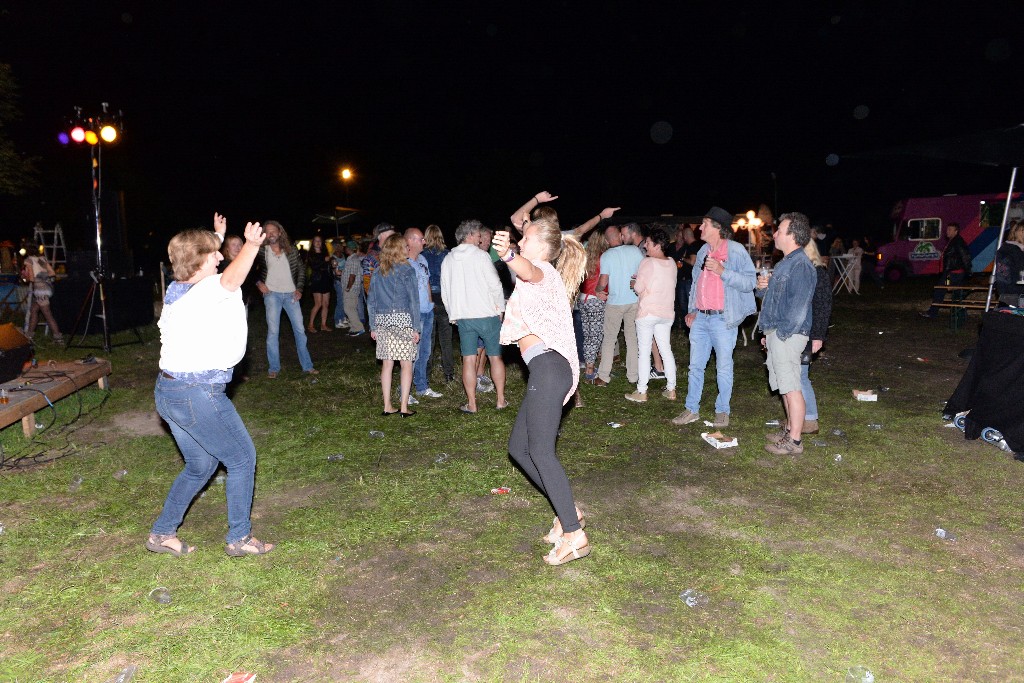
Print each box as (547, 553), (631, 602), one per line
(671, 207), (757, 428)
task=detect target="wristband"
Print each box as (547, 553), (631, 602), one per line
(533, 196), (540, 204)
(214, 232), (225, 242)
(501, 249), (517, 263)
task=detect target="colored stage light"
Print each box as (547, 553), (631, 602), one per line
(85, 130), (99, 145)
(70, 126), (86, 143)
(100, 125), (118, 142)
(58, 132), (70, 145)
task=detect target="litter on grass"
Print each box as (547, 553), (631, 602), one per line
(846, 666), (874, 683)
(680, 588), (709, 607)
(112, 469), (128, 480)
(104, 665), (137, 683)
(935, 528), (957, 541)
(607, 422), (623, 428)
(369, 430), (385, 438)
(326, 454), (345, 462)
(221, 674), (257, 683)
(490, 486), (511, 495)
(853, 389), (878, 401)
(701, 432), (738, 449)
(148, 587), (172, 604)
(765, 419), (780, 426)
(867, 423), (883, 430)
(434, 453), (449, 464)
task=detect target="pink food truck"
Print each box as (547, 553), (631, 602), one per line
(875, 193), (1024, 282)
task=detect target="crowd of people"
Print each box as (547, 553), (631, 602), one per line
(146, 196), (852, 568)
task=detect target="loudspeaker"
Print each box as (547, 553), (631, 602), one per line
(0, 322), (33, 383)
(51, 277), (155, 334)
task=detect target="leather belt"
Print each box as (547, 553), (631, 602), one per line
(697, 309), (724, 315)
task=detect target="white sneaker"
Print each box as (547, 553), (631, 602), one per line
(649, 369), (666, 380)
(419, 387), (443, 398)
(407, 394), (420, 405)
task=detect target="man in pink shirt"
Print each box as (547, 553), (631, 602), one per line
(671, 207), (757, 428)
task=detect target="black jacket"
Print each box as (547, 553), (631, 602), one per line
(942, 233), (972, 275)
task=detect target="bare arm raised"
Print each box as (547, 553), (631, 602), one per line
(492, 229), (543, 283)
(510, 191), (558, 234)
(571, 206), (620, 239)
(221, 220), (266, 292)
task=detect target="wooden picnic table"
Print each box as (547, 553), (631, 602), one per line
(0, 359), (112, 437)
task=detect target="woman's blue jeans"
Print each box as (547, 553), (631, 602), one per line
(801, 362), (818, 420)
(151, 374), (257, 544)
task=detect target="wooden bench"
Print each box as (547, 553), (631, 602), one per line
(0, 359), (112, 437)
(929, 285), (992, 330)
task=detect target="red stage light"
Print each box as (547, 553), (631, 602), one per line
(70, 126), (86, 143)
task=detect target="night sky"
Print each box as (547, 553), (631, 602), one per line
(2, 1), (1023, 267)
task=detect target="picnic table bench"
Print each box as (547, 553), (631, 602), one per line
(0, 358), (112, 437)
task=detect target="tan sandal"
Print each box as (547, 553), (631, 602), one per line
(145, 533), (194, 557)
(225, 534), (275, 557)
(542, 508), (586, 544)
(544, 533), (591, 566)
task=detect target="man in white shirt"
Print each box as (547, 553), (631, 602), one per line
(441, 219), (507, 414)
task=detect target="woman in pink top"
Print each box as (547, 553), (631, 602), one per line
(492, 210), (590, 566)
(626, 228), (677, 402)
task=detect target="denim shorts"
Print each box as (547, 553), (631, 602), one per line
(457, 316), (502, 356)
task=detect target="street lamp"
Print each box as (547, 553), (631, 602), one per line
(339, 166), (354, 205)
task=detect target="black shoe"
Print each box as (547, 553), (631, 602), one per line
(400, 410), (416, 418)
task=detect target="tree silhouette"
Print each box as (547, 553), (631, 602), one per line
(0, 63), (38, 195)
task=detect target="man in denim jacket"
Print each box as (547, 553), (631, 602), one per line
(756, 212), (816, 455)
(671, 207), (757, 428)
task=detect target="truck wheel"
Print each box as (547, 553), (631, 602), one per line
(884, 264), (908, 283)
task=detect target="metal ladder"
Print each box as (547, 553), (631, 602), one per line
(32, 222), (67, 275)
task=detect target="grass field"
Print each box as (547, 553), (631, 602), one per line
(1, 279), (1021, 682)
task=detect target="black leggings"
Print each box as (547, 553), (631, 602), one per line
(507, 351), (580, 533)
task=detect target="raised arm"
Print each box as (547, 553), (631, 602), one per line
(221, 222), (266, 292)
(572, 207), (621, 239)
(492, 229), (543, 283)
(510, 190), (558, 234)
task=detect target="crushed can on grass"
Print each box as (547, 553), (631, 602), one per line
(221, 674), (257, 683)
(369, 430), (385, 438)
(490, 486), (511, 495)
(680, 588), (709, 607)
(607, 422), (622, 428)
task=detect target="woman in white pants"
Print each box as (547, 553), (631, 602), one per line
(626, 228), (677, 403)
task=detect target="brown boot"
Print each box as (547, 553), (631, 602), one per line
(801, 419), (819, 434)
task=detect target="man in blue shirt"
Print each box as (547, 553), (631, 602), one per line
(756, 212), (817, 455)
(405, 227), (442, 402)
(594, 223), (644, 386)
